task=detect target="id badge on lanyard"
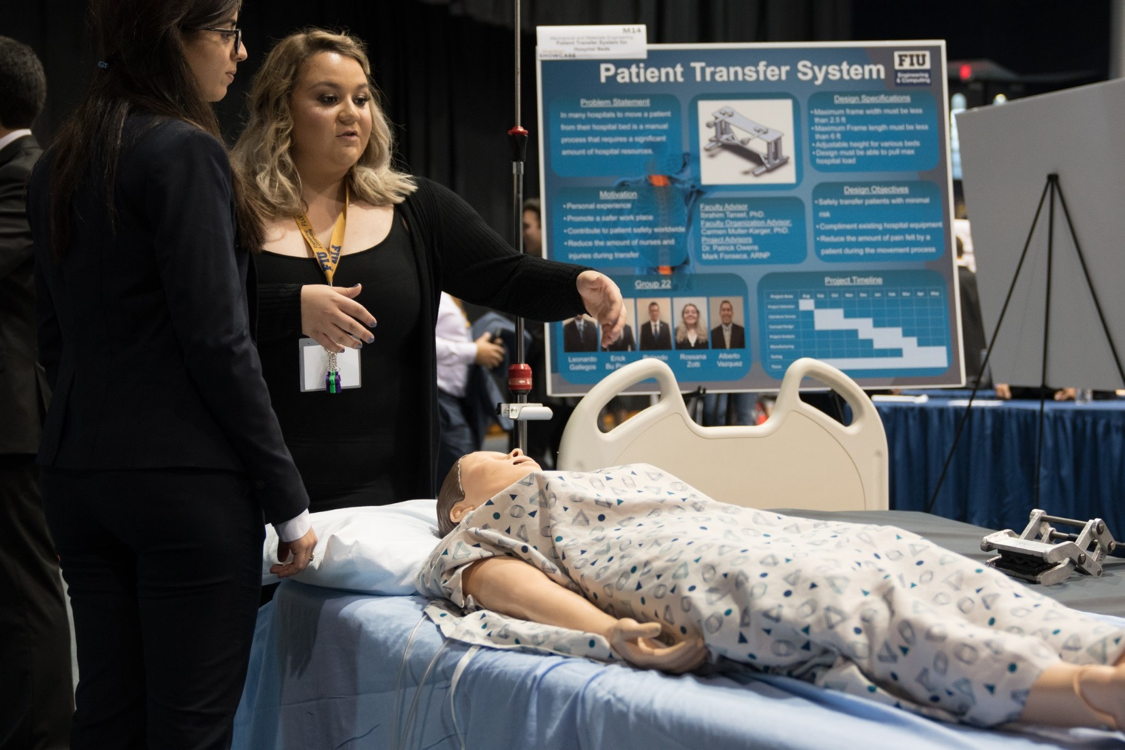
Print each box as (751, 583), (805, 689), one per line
(295, 184), (361, 393)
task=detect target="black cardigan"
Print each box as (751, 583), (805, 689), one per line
(255, 177), (590, 498)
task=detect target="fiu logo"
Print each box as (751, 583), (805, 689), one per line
(894, 51), (930, 70)
(893, 50), (932, 85)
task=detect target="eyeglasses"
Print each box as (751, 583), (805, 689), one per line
(195, 26), (242, 50)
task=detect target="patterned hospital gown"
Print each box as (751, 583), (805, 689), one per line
(415, 465), (1125, 726)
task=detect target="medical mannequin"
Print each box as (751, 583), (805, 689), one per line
(423, 450), (1125, 731)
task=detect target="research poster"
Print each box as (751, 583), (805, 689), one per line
(537, 39), (962, 395)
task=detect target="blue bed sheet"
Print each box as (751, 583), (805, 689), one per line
(233, 584), (1125, 750)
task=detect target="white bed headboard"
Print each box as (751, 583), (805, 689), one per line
(557, 357), (888, 511)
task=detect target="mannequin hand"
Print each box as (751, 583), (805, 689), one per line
(270, 526), (318, 578)
(301, 284), (377, 353)
(474, 332), (505, 368)
(576, 271), (626, 348)
(607, 618), (708, 674)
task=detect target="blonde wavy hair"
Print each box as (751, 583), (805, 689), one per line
(674, 303), (708, 346)
(231, 29), (415, 219)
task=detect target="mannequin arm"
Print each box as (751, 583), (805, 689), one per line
(461, 556), (707, 673)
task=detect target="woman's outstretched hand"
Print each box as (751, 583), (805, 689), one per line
(576, 271), (626, 348)
(607, 618), (708, 674)
(300, 283), (377, 352)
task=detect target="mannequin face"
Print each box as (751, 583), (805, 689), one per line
(449, 450), (541, 523)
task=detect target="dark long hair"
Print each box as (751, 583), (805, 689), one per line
(48, 0), (262, 256)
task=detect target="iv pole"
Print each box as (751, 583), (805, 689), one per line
(499, 0), (552, 449)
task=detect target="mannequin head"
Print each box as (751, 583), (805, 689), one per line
(436, 450), (541, 536)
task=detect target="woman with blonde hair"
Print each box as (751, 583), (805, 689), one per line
(674, 302), (709, 349)
(232, 30), (625, 513)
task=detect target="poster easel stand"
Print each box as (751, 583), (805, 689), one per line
(924, 174), (1125, 515)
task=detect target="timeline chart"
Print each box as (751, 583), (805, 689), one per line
(759, 271), (951, 379)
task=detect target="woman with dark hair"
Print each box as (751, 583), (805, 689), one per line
(231, 30), (626, 512)
(26, 1), (316, 747)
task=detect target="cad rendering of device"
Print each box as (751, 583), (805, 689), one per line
(704, 106), (790, 175)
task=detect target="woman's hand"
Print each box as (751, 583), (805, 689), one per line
(576, 271), (626, 348)
(300, 283), (377, 353)
(606, 618), (708, 674)
(270, 526), (319, 578)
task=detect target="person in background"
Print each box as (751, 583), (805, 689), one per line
(674, 302), (708, 350)
(639, 301), (673, 350)
(27, 3), (316, 747)
(522, 197), (542, 257)
(435, 292), (505, 482)
(0, 35), (72, 750)
(703, 298), (755, 426)
(231, 31), (625, 512)
(562, 314), (598, 352)
(955, 237), (987, 387)
(709, 299), (744, 350)
(602, 320), (635, 352)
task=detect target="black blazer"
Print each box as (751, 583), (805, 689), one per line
(639, 320), (672, 350)
(27, 116), (307, 524)
(958, 268), (987, 384)
(0, 134), (50, 454)
(675, 328), (709, 350)
(562, 317), (598, 352)
(710, 323), (746, 349)
(602, 323), (635, 352)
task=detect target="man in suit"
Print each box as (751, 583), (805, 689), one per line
(602, 323), (635, 352)
(639, 301), (672, 350)
(710, 299), (746, 350)
(562, 315), (598, 352)
(0, 36), (73, 750)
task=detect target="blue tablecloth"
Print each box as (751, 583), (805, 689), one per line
(874, 396), (1125, 536)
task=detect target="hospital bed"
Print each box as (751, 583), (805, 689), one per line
(233, 359), (1125, 749)
(558, 357), (888, 511)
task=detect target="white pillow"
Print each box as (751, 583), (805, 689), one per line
(262, 499), (441, 595)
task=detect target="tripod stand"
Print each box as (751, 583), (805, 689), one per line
(925, 174), (1125, 515)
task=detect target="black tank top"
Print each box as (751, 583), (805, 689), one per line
(255, 210), (423, 511)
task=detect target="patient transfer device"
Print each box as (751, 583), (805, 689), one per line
(704, 107), (790, 176)
(981, 509), (1117, 585)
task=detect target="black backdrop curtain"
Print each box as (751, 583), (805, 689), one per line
(5, 0), (851, 234)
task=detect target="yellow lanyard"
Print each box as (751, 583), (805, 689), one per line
(295, 184), (348, 285)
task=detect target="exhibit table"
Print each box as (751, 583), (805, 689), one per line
(875, 394), (1125, 536)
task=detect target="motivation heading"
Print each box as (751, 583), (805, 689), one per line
(599, 60), (886, 86)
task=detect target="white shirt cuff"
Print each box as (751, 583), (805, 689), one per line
(274, 510), (311, 542)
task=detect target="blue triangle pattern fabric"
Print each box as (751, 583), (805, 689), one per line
(416, 463), (1125, 728)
